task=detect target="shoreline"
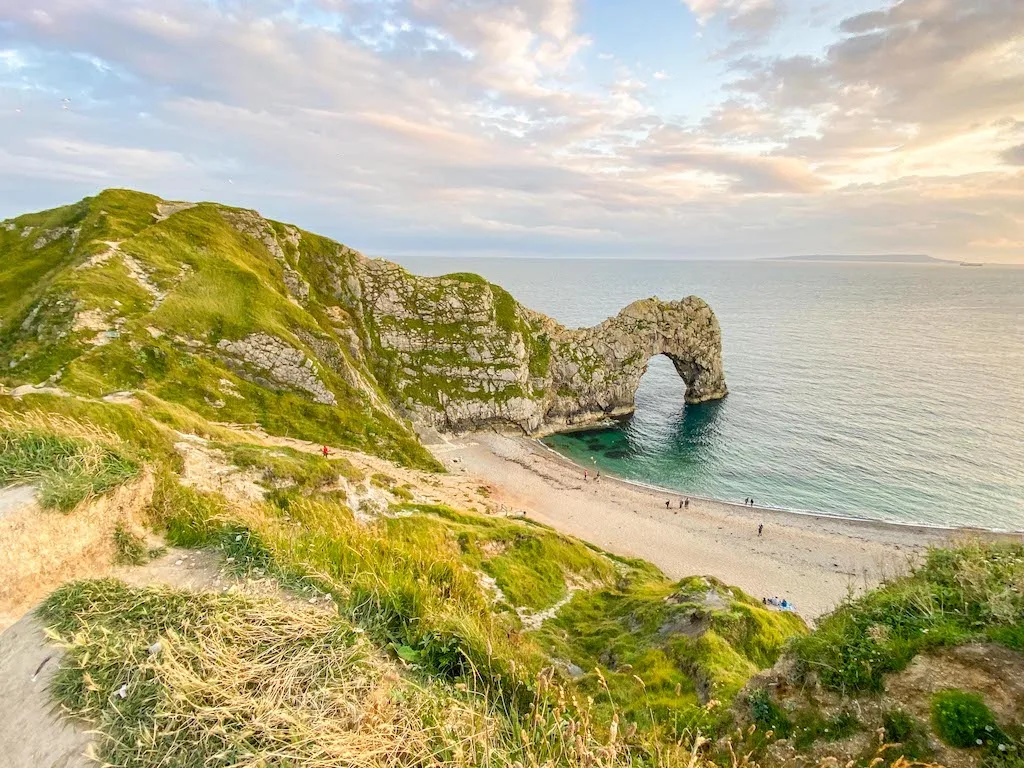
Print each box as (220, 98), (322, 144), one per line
(532, 439), (1024, 536)
(430, 432), (1021, 620)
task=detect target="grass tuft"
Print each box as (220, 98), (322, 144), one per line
(0, 409), (139, 511)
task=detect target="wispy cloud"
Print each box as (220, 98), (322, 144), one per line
(0, 0), (1021, 262)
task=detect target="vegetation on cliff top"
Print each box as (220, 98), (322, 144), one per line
(790, 542), (1024, 692)
(741, 541), (1024, 767)
(4, 190), (1021, 768)
(1, 189), (438, 470)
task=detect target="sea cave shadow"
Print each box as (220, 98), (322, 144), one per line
(561, 397), (726, 465)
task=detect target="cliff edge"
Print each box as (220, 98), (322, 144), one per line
(0, 189), (726, 442)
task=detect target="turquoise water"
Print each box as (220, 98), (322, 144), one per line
(395, 257), (1024, 531)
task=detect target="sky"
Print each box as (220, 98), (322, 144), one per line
(0, 0), (1022, 262)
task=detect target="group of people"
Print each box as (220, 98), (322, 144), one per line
(763, 595), (794, 611)
(583, 470), (600, 482)
(744, 497), (756, 506)
(664, 497), (690, 510)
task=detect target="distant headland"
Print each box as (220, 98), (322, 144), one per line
(769, 253), (948, 264)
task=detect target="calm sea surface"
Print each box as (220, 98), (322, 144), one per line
(393, 257), (1024, 531)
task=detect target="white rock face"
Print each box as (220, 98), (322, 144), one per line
(336, 252), (728, 435)
(217, 333), (337, 406)
(214, 205), (728, 433)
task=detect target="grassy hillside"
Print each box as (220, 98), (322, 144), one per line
(0, 386), (805, 766)
(4, 190), (1019, 768)
(737, 543), (1024, 768)
(1, 189), (435, 468)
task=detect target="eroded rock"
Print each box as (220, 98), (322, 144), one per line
(217, 333), (337, 405)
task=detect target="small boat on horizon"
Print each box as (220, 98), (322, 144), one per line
(959, 261), (983, 267)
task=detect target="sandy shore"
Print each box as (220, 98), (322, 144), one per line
(427, 432), (1020, 620)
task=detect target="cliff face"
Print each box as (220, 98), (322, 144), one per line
(350, 256), (728, 433)
(0, 189), (726, 442)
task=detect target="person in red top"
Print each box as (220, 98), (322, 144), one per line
(321, 445), (329, 458)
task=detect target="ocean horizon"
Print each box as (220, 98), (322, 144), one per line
(394, 255), (1024, 532)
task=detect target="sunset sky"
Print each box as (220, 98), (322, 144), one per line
(1, 1), (1022, 262)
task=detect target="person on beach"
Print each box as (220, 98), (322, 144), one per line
(685, 498), (690, 509)
(665, 500), (671, 509)
(679, 498), (684, 509)
(584, 470), (588, 481)
(758, 523), (763, 537)
(596, 471), (600, 482)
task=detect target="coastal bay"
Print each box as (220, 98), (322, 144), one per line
(428, 431), (1021, 620)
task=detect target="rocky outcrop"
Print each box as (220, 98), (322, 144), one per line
(328, 254), (728, 435)
(217, 333), (337, 406)
(541, 297), (728, 433)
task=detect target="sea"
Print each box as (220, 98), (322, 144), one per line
(393, 257), (1024, 532)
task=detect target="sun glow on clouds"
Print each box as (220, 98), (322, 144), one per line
(0, 0), (1021, 262)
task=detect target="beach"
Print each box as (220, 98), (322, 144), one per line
(427, 431), (1019, 620)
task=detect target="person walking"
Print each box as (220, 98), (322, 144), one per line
(758, 523), (763, 537)
(321, 445), (329, 458)
(665, 500), (671, 509)
(584, 470), (588, 481)
(684, 497), (690, 509)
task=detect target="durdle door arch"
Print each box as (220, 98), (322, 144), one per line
(350, 253), (728, 437)
(539, 297), (730, 434)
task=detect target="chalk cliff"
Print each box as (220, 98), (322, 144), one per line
(0, 190), (727, 446)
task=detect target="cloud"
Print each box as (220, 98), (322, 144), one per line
(1002, 144), (1024, 166)
(0, 0), (1021, 261)
(684, 0), (785, 51)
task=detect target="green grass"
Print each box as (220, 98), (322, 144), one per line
(147, 486), (540, 705)
(142, 479), (805, 742)
(0, 408), (140, 511)
(790, 542), (1024, 692)
(931, 689), (1004, 749)
(534, 574), (805, 739)
(393, 504), (616, 611)
(112, 523), (149, 565)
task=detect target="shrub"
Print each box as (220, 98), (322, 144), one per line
(931, 689), (1004, 748)
(112, 523), (148, 566)
(791, 543), (1024, 693)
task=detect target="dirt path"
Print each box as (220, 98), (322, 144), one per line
(0, 545), (330, 768)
